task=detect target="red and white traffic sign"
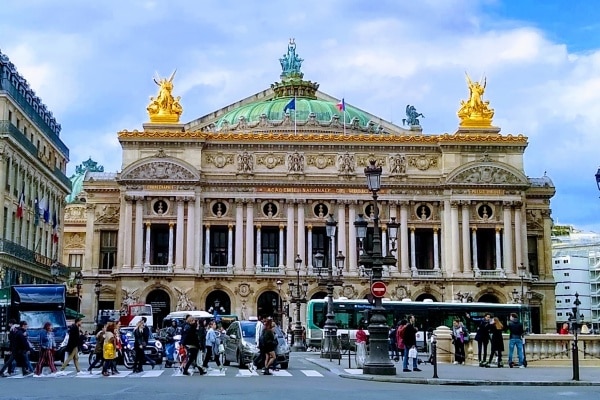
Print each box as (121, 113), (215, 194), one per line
(371, 281), (387, 298)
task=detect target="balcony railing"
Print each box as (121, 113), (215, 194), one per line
(143, 265), (173, 273)
(0, 238), (69, 277)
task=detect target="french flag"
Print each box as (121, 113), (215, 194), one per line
(16, 189), (25, 219)
(336, 98), (345, 112)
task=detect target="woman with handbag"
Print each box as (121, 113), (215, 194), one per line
(101, 323), (117, 377)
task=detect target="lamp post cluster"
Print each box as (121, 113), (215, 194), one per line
(94, 280), (102, 325)
(353, 159), (398, 376)
(570, 292), (583, 381)
(314, 214), (345, 359)
(288, 255), (308, 352)
(74, 271), (83, 314)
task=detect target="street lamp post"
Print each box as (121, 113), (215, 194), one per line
(276, 279), (283, 325)
(571, 292), (582, 381)
(94, 280), (102, 325)
(288, 255), (308, 352)
(354, 159), (398, 375)
(74, 271), (83, 314)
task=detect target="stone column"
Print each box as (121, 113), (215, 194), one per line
(495, 226), (502, 271)
(195, 198), (202, 272)
(471, 227), (479, 271)
(503, 202), (513, 275)
(286, 201), (295, 271)
(297, 200), (306, 264)
(204, 224), (211, 267)
(168, 222), (175, 267)
(461, 202), (472, 274)
(410, 226), (416, 273)
(348, 202), (357, 274)
(135, 199), (144, 267)
(279, 224), (285, 268)
(514, 201), (523, 269)
(186, 199), (195, 270)
(256, 224), (262, 269)
(123, 197), (133, 268)
(235, 200), (244, 273)
(450, 201), (460, 274)
(433, 227), (440, 271)
(144, 222), (151, 267)
(307, 225), (313, 270)
(176, 200), (184, 268)
(227, 223), (234, 268)
(85, 204), (95, 271)
(245, 201), (254, 271)
(400, 202), (410, 274)
(337, 201), (346, 264)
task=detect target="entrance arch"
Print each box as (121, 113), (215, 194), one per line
(257, 291), (279, 319)
(146, 289), (171, 329)
(478, 293), (500, 303)
(415, 293), (437, 302)
(205, 290), (231, 321)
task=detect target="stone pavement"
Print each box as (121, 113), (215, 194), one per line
(304, 352), (600, 386)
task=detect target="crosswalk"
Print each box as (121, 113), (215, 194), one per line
(6, 368), (327, 379)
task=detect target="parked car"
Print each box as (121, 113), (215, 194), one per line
(223, 320), (289, 369)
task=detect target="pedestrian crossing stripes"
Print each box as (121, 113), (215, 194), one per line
(8, 368), (326, 379)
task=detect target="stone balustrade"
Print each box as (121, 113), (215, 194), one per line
(432, 326), (600, 366)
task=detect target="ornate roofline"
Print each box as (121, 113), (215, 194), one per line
(119, 130), (528, 144)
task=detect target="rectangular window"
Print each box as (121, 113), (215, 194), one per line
(261, 227), (279, 269)
(100, 231), (117, 270)
(210, 226), (228, 266)
(69, 254), (83, 268)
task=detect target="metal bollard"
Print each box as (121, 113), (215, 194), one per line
(431, 334), (438, 379)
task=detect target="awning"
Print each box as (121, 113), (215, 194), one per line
(65, 307), (85, 319)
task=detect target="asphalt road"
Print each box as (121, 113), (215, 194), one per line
(0, 354), (597, 399)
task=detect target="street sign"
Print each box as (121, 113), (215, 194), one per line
(371, 281), (387, 298)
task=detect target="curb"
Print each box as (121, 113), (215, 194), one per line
(305, 358), (600, 386)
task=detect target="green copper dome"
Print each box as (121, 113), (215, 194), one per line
(214, 40), (376, 131)
(215, 97), (371, 129)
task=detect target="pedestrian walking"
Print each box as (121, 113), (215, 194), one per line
(0, 319), (18, 377)
(486, 317), (504, 368)
(475, 313), (491, 367)
(101, 323), (117, 376)
(60, 318), (83, 374)
(34, 322), (58, 376)
(202, 320), (224, 373)
(87, 324), (105, 373)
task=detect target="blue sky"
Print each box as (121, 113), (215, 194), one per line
(2, 0), (600, 231)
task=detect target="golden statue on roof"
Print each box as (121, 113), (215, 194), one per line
(147, 70), (183, 123)
(457, 73), (494, 127)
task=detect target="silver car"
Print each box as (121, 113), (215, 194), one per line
(223, 321), (289, 369)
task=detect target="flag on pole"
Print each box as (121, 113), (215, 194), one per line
(283, 98), (296, 112)
(43, 199), (50, 224)
(16, 188), (25, 219)
(336, 98), (345, 112)
(34, 197), (39, 226)
(52, 210), (59, 243)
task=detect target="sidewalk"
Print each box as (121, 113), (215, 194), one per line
(304, 353), (600, 386)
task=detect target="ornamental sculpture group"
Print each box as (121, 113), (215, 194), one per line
(457, 73), (495, 127)
(147, 70), (183, 123)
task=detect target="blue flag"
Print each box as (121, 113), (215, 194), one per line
(283, 98), (295, 112)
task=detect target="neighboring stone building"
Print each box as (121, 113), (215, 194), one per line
(65, 41), (556, 332)
(0, 50), (71, 287)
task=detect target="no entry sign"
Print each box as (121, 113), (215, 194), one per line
(371, 281), (387, 298)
